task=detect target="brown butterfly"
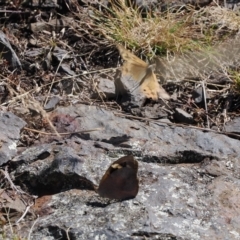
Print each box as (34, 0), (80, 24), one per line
(97, 155), (139, 200)
(117, 45), (170, 100)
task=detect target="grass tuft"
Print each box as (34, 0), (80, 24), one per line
(91, 1), (240, 57)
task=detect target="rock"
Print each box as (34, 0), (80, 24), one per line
(225, 117), (240, 134)
(11, 144), (240, 239)
(60, 63), (76, 75)
(52, 104), (240, 160)
(0, 31), (21, 69)
(203, 159), (232, 176)
(92, 78), (116, 99)
(174, 107), (194, 124)
(134, 105), (169, 119)
(0, 112), (26, 166)
(192, 87), (203, 104)
(156, 37), (240, 82)
(23, 0), (59, 8)
(42, 51), (52, 71)
(44, 96), (60, 111)
(30, 17), (77, 33)
(52, 47), (71, 62)
(115, 69), (146, 108)
(224, 0), (240, 10)
(9, 104), (240, 239)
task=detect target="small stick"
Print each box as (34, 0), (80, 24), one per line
(27, 215), (39, 240)
(16, 203), (34, 224)
(202, 80), (209, 128)
(0, 168), (25, 194)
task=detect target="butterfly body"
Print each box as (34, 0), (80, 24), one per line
(117, 45), (170, 100)
(97, 155), (139, 200)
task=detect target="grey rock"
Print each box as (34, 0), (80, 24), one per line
(44, 96), (60, 111)
(30, 17), (77, 33)
(225, 117), (240, 133)
(9, 104), (240, 239)
(192, 87), (203, 104)
(157, 37), (240, 82)
(0, 31), (21, 69)
(52, 104), (240, 161)
(60, 63), (76, 76)
(115, 70), (146, 108)
(0, 112), (26, 166)
(131, 105), (169, 119)
(92, 78), (116, 99)
(23, 0), (59, 8)
(204, 159), (232, 176)
(12, 147), (240, 239)
(42, 51), (52, 71)
(52, 47), (71, 62)
(174, 108), (194, 124)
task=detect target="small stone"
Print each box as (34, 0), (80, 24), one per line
(92, 78), (116, 99)
(174, 108), (193, 124)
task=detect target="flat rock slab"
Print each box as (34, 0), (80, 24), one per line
(54, 104), (240, 162)
(225, 117), (240, 133)
(13, 151), (240, 239)
(10, 104), (240, 239)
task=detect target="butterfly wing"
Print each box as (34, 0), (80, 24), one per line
(117, 45), (170, 100)
(97, 155), (139, 200)
(117, 45), (148, 82)
(141, 66), (170, 100)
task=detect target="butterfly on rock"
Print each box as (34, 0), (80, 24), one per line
(97, 155), (139, 200)
(117, 45), (170, 100)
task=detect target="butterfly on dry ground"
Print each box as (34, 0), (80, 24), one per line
(117, 45), (170, 100)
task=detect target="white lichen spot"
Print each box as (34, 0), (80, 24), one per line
(192, 219), (201, 226)
(173, 222), (183, 229)
(230, 231), (240, 238)
(159, 211), (169, 216)
(168, 186), (176, 192)
(226, 161), (233, 169)
(172, 193), (179, 199)
(130, 140), (141, 149)
(187, 198), (194, 204)
(95, 234), (107, 240)
(8, 141), (16, 150)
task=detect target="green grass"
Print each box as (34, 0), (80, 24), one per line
(229, 70), (240, 91)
